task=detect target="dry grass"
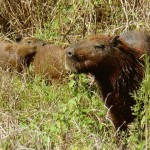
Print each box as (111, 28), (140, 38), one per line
(1, 0), (150, 39)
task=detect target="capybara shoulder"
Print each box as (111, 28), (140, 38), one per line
(66, 31), (149, 131)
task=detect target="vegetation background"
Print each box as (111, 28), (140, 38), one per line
(0, 0), (150, 149)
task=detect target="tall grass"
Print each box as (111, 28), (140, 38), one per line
(130, 55), (150, 150)
(1, 0), (150, 39)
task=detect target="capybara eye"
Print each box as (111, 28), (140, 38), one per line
(42, 43), (46, 46)
(147, 36), (150, 42)
(27, 41), (32, 44)
(94, 44), (105, 49)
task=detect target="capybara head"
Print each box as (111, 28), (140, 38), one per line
(15, 36), (47, 70)
(0, 36), (47, 72)
(66, 35), (129, 74)
(66, 33), (146, 131)
(15, 35), (46, 47)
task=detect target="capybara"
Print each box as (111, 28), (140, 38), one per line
(65, 31), (150, 131)
(15, 36), (66, 83)
(33, 44), (66, 83)
(15, 36), (46, 68)
(0, 38), (37, 72)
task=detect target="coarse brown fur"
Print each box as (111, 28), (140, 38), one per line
(15, 36), (66, 83)
(121, 31), (150, 55)
(65, 31), (150, 131)
(15, 36), (46, 68)
(15, 35), (46, 47)
(33, 44), (66, 83)
(0, 37), (45, 72)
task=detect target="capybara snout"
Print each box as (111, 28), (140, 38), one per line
(66, 48), (75, 58)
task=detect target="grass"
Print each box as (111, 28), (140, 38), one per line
(0, 0), (150, 149)
(0, 67), (149, 149)
(129, 55), (150, 150)
(0, 72), (109, 149)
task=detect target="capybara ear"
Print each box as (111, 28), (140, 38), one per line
(15, 35), (23, 43)
(110, 36), (120, 47)
(146, 35), (150, 43)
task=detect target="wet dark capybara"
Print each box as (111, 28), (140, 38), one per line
(0, 36), (45, 72)
(65, 31), (150, 131)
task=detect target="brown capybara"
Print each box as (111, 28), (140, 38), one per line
(15, 36), (46, 68)
(0, 37), (45, 72)
(33, 44), (66, 83)
(15, 36), (66, 83)
(65, 31), (150, 131)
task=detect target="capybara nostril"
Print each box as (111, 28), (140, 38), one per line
(15, 35), (23, 43)
(42, 42), (46, 46)
(67, 49), (74, 57)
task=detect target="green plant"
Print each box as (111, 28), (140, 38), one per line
(129, 55), (150, 149)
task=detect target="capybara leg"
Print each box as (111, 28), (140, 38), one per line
(106, 105), (128, 132)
